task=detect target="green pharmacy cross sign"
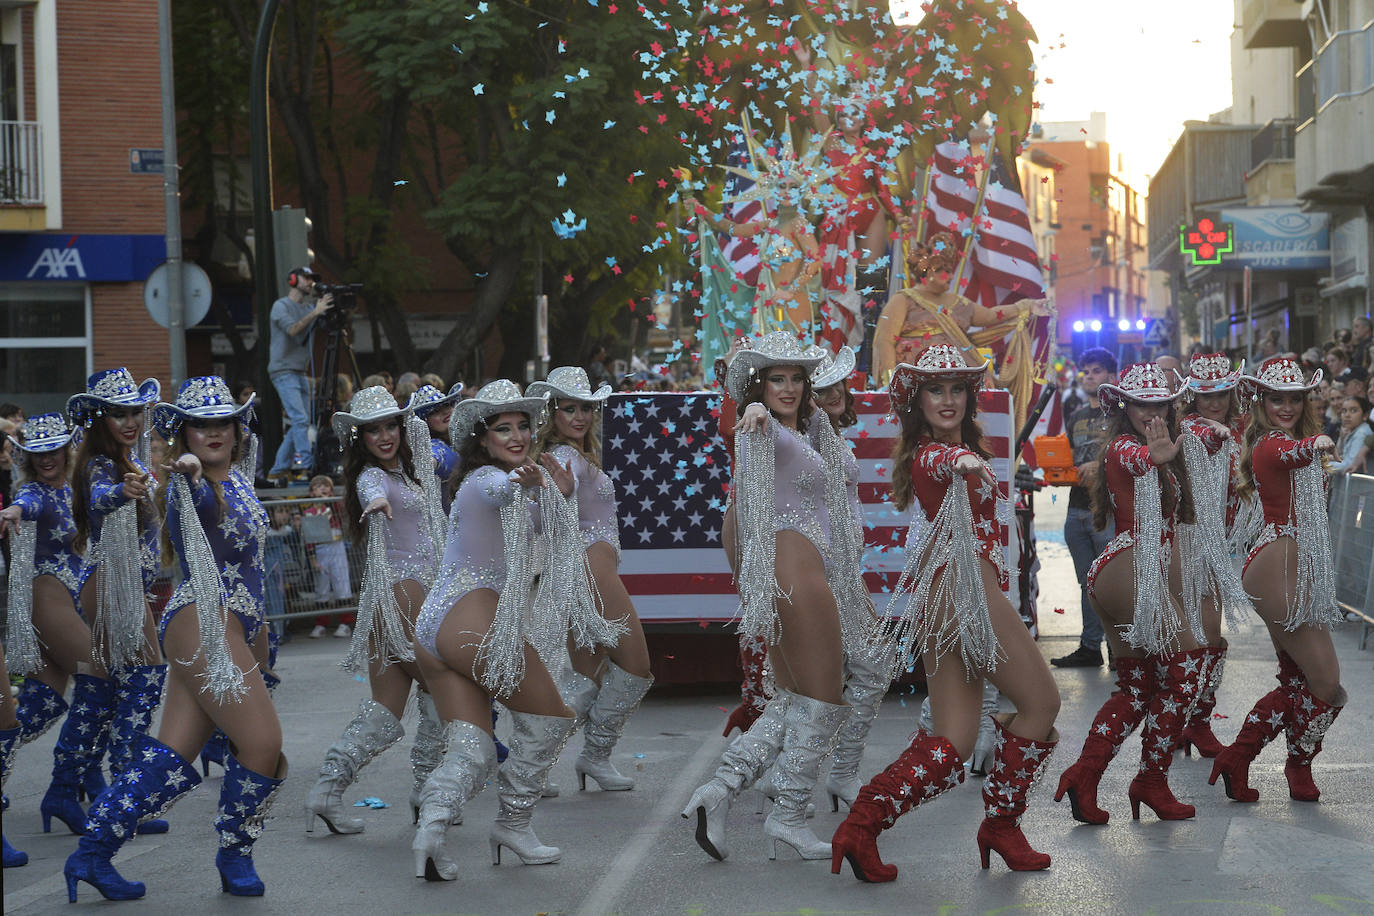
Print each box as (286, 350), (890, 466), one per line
(1179, 218), (1235, 266)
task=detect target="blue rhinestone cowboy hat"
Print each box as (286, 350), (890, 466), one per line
(411, 383), (464, 419)
(331, 385), (415, 443)
(810, 345), (856, 391)
(65, 368), (161, 427)
(448, 380), (548, 447)
(527, 366), (612, 404)
(8, 412), (74, 454)
(151, 376), (255, 441)
(723, 331), (827, 404)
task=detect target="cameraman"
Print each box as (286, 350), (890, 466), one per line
(267, 266), (333, 481)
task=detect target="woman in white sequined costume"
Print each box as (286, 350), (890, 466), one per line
(304, 387), (448, 834)
(529, 367), (652, 792)
(44, 370), (168, 838)
(64, 376), (285, 901)
(831, 345), (1060, 882)
(410, 380), (611, 881)
(683, 331), (852, 863)
(1208, 357), (1345, 804)
(1054, 362), (1217, 828)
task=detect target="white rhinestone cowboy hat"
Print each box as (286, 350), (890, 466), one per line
(1098, 362), (1188, 409)
(1184, 352), (1244, 394)
(66, 368), (161, 427)
(331, 385), (415, 443)
(888, 344), (991, 416)
(527, 366), (612, 404)
(411, 383), (463, 418)
(8, 412), (74, 454)
(723, 331), (827, 404)
(448, 379), (549, 447)
(1240, 355), (1323, 399)
(152, 376), (255, 440)
(810, 345), (856, 391)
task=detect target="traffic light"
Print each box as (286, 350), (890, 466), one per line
(272, 206), (314, 298)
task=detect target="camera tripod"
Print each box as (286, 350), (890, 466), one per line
(311, 323), (361, 478)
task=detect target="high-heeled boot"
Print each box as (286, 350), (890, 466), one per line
(489, 710), (576, 865)
(722, 634), (770, 736)
(1208, 658), (1293, 802)
(40, 673), (116, 834)
(16, 679), (67, 745)
(1180, 641), (1227, 758)
(576, 661), (654, 791)
(968, 681), (1001, 777)
(199, 729), (230, 777)
(491, 700), (510, 764)
(681, 690), (792, 861)
(2, 725), (28, 868)
(63, 735), (201, 902)
(215, 750), (287, 896)
(1282, 683), (1345, 802)
(830, 730), (965, 883)
(825, 654), (888, 810)
(976, 716), (1057, 871)
(764, 695), (850, 860)
(1053, 655), (1151, 824)
(1128, 649), (1209, 820)
(304, 698), (404, 834)
(412, 720), (498, 881)
(108, 664), (170, 834)
(410, 690), (461, 825)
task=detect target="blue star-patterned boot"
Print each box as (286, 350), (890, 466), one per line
(40, 673), (115, 834)
(63, 735), (201, 901)
(109, 664), (170, 834)
(16, 678), (68, 745)
(200, 729), (230, 777)
(2, 725), (29, 868)
(215, 750), (287, 896)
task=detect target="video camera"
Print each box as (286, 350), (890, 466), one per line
(315, 282), (362, 332)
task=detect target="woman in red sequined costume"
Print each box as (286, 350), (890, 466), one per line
(830, 345), (1060, 882)
(1053, 362), (1220, 825)
(1208, 357), (1346, 803)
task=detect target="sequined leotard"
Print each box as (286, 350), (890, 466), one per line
(549, 444), (621, 562)
(12, 480), (88, 603)
(84, 454), (160, 592)
(356, 465), (439, 588)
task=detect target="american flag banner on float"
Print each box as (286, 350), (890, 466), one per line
(603, 391), (1015, 622)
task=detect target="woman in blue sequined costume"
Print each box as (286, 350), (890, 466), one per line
(304, 386), (447, 834)
(530, 366), (652, 793)
(64, 376), (285, 902)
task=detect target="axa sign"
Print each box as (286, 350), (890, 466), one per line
(0, 234), (164, 283)
(27, 247), (87, 279)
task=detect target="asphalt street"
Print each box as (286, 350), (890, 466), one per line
(4, 494), (1373, 916)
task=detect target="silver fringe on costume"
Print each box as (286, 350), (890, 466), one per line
(1178, 434), (1252, 631)
(90, 501), (150, 672)
(477, 488), (540, 698)
(1120, 468), (1184, 655)
(234, 431), (259, 484)
(532, 479), (624, 652)
(171, 473), (249, 703)
(1228, 488), (1264, 558)
(733, 423), (789, 645)
(871, 470), (1001, 679)
(5, 520), (43, 675)
(1286, 459), (1341, 630)
(811, 418), (873, 653)
(406, 415), (447, 557)
(342, 512), (417, 673)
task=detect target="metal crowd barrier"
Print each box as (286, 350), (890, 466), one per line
(1329, 472), (1374, 649)
(256, 495), (363, 635)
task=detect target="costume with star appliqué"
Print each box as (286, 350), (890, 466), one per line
(11, 480), (88, 604)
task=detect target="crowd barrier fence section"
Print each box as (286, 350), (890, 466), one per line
(1328, 472), (1374, 649)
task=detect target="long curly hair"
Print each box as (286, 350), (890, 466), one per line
(155, 423), (243, 568)
(342, 419), (417, 541)
(532, 399), (602, 469)
(889, 383), (991, 513)
(739, 364), (815, 434)
(1090, 403), (1195, 532)
(452, 411), (536, 492)
(1236, 391), (1324, 501)
(72, 415), (148, 556)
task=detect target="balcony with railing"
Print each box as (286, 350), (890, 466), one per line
(1, 120), (44, 205)
(1248, 118), (1297, 205)
(1296, 19), (1374, 204)
(1242, 0), (1309, 50)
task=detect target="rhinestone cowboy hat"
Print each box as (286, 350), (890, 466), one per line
(448, 379), (548, 447)
(527, 366), (613, 404)
(1184, 352), (1244, 394)
(152, 377), (255, 441)
(411, 383), (463, 418)
(331, 385), (415, 443)
(810, 345), (856, 391)
(723, 331), (827, 404)
(1240, 355), (1323, 399)
(1097, 362), (1188, 409)
(66, 368), (161, 427)
(889, 344), (991, 416)
(7, 412), (74, 454)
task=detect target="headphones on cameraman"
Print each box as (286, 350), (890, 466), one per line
(287, 267), (311, 288)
